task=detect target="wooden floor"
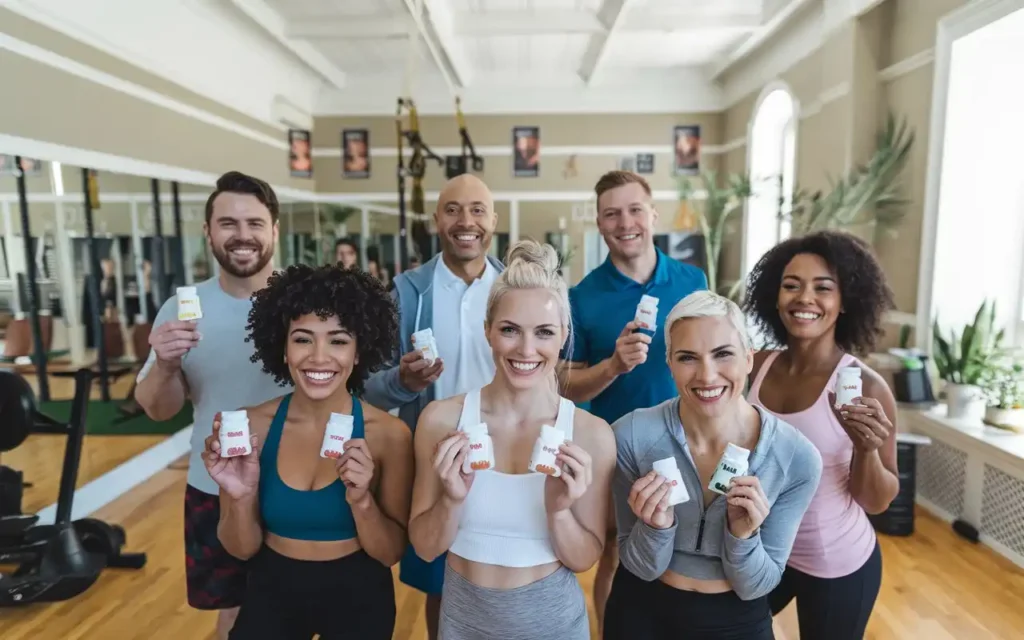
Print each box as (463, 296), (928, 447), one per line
(3, 460), (1024, 639)
(1, 372), (162, 514)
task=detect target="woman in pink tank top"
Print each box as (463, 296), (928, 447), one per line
(742, 230), (900, 640)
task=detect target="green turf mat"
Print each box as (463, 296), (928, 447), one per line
(37, 400), (193, 436)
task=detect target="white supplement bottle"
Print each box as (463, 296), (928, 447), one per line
(462, 422), (496, 473)
(411, 328), (439, 366)
(652, 456), (690, 505)
(320, 413), (355, 459)
(634, 294), (660, 331)
(219, 410), (252, 458)
(529, 424), (565, 477)
(834, 366), (863, 409)
(177, 286), (202, 321)
(709, 443), (750, 495)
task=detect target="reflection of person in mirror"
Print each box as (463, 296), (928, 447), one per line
(674, 130), (700, 173)
(290, 134), (312, 174)
(344, 136), (369, 175)
(514, 133), (539, 172)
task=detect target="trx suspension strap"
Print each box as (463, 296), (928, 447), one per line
(455, 97), (484, 175)
(397, 98), (442, 265)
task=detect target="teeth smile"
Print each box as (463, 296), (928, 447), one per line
(455, 234), (477, 241)
(695, 387), (725, 399)
(304, 371), (336, 381)
(793, 312), (821, 320)
(510, 361), (540, 372)
(619, 234), (639, 240)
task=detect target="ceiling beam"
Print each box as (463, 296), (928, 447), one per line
(401, 0), (472, 91)
(578, 0), (638, 85)
(284, 10), (762, 40)
(709, 0), (817, 80)
(227, 0), (347, 90)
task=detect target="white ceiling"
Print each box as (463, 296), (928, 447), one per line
(1, 0), (827, 121)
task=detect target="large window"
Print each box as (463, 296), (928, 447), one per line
(743, 84), (797, 276)
(923, 4), (1024, 348)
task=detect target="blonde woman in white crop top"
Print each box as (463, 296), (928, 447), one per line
(408, 240), (616, 640)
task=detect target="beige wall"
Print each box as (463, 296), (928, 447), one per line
(313, 113), (723, 194)
(719, 0), (967, 327)
(0, 7), (310, 192)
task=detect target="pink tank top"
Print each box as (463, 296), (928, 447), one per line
(747, 352), (876, 579)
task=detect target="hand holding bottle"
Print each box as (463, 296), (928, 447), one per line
(545, 442), (593, 514)
(202, 412), (260, 500)
(432, 430), (474, 502)
(725, 476), (769, 540)
(628, 471), (674, 530)
(827, 391), (892, 453)
(610, 321), (651, 374)
(337, 439), (374, 508)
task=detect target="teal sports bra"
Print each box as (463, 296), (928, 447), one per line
(258, 394), (362, 541)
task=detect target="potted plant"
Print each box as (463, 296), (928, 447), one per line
(932, 299), (1003, 421)
(982, 357), (1024, 431)
(677, 171), (752, 297)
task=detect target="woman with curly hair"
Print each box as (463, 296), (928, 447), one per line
(743, 230), (899, 640)
(201, 264), (412, 640)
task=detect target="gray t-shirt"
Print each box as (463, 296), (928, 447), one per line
(137, 277), (290, 495)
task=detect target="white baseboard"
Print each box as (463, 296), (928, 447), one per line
(34, 426), (193, 525)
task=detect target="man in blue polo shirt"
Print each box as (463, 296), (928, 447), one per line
(559, 170), (707, 633)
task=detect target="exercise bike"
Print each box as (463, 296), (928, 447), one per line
(0, 367), (146, 606)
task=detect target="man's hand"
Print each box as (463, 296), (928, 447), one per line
(610, 321), (651, 375)
(399, 350), (444, 393)
(149, 320), (200, 371)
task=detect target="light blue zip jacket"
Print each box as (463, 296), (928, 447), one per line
(363, 253), (506, 432)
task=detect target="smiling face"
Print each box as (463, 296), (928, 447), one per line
(285, 313), (358, 401)
(668, 316), (753, 419)
(204, 192), (277, 278)
(596, 182), (658, 262)
(486, 288), (566, 391)
(434, 175), (497, 264)
(777, 252), (842, 342)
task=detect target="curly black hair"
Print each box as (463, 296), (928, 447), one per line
(743, 230), (895, 354)
(245, 264), (398, 394)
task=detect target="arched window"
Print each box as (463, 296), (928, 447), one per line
(743, 84), (797, 276)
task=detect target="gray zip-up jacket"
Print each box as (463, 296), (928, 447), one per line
(362, 253), (505, 431)
(612, 398), (822, 601)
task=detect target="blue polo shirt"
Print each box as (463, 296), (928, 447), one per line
(564, 249), (708, 425)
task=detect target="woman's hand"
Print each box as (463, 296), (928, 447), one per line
(828, 392), (893, 453)
(627, 472), (674, 530)
(433, 430), (474, 502)
(338, 439), (375, 508)
(725, 476), (770, 540)
(202, 413), (260, 500)
(545, 442), (593, 514)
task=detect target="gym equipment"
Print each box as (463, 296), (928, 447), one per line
(396, 97), (443, 266)
(82, 168), (111, 402)
(448, 97), (485, 179)
(0, 368), (146, 606)
(14, 155), (50, 401)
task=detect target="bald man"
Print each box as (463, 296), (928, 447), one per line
(363, 174), (503, 640)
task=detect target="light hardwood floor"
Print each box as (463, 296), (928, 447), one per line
(3, 459), (1024, 639)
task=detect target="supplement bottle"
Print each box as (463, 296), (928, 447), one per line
(652, 456), (690, 505)
(529, 424), (565, 477)
(320, 413), (355, 459)
(634, 294), (660, 331)
(708, 443), (750, 495)
(462, 422), (495, 473)
(177, 286), (203, 321)
(219, 410), (252, 458)
(834, 366), (863, 409)
(411, 328), (439, 365)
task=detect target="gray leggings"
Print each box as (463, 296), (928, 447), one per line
(438, 563), (590, 640)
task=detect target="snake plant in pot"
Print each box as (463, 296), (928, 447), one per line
(932, 299), (1003, 421)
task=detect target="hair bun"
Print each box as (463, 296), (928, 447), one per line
(505, 239), (559, 275)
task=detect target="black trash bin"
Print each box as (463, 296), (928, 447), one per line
(869, 440), (918, 536)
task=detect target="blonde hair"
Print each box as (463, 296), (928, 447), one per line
(664, 290), (751, 356)
(486, 239), (570, 330)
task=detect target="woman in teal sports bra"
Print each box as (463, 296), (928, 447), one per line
(201, 264), (413, 640)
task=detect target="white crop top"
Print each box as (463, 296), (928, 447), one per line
(448, 388), (576, 568)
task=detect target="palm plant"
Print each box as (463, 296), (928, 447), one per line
(678, 171), (752, 297)
(785, 113), (915, 237)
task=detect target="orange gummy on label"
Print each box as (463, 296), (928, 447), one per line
(535, 464), (558, 476)
(470, 460), (491, 471)
(324, 450), (342, 459)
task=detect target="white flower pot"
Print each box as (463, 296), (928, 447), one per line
(945, 383), (986, 421)
(984, 406), (1024, 431)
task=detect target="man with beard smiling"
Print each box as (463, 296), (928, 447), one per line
(363, 173), (504, 640)
(135, 171), (291, 640)
(558, 170), (708, 635)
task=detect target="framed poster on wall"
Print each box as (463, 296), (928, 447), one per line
(512, 126), (540, 177)
(673, 125), (701, 176)
(288, 129), (313, 178)
(342, 129), (370, 179)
